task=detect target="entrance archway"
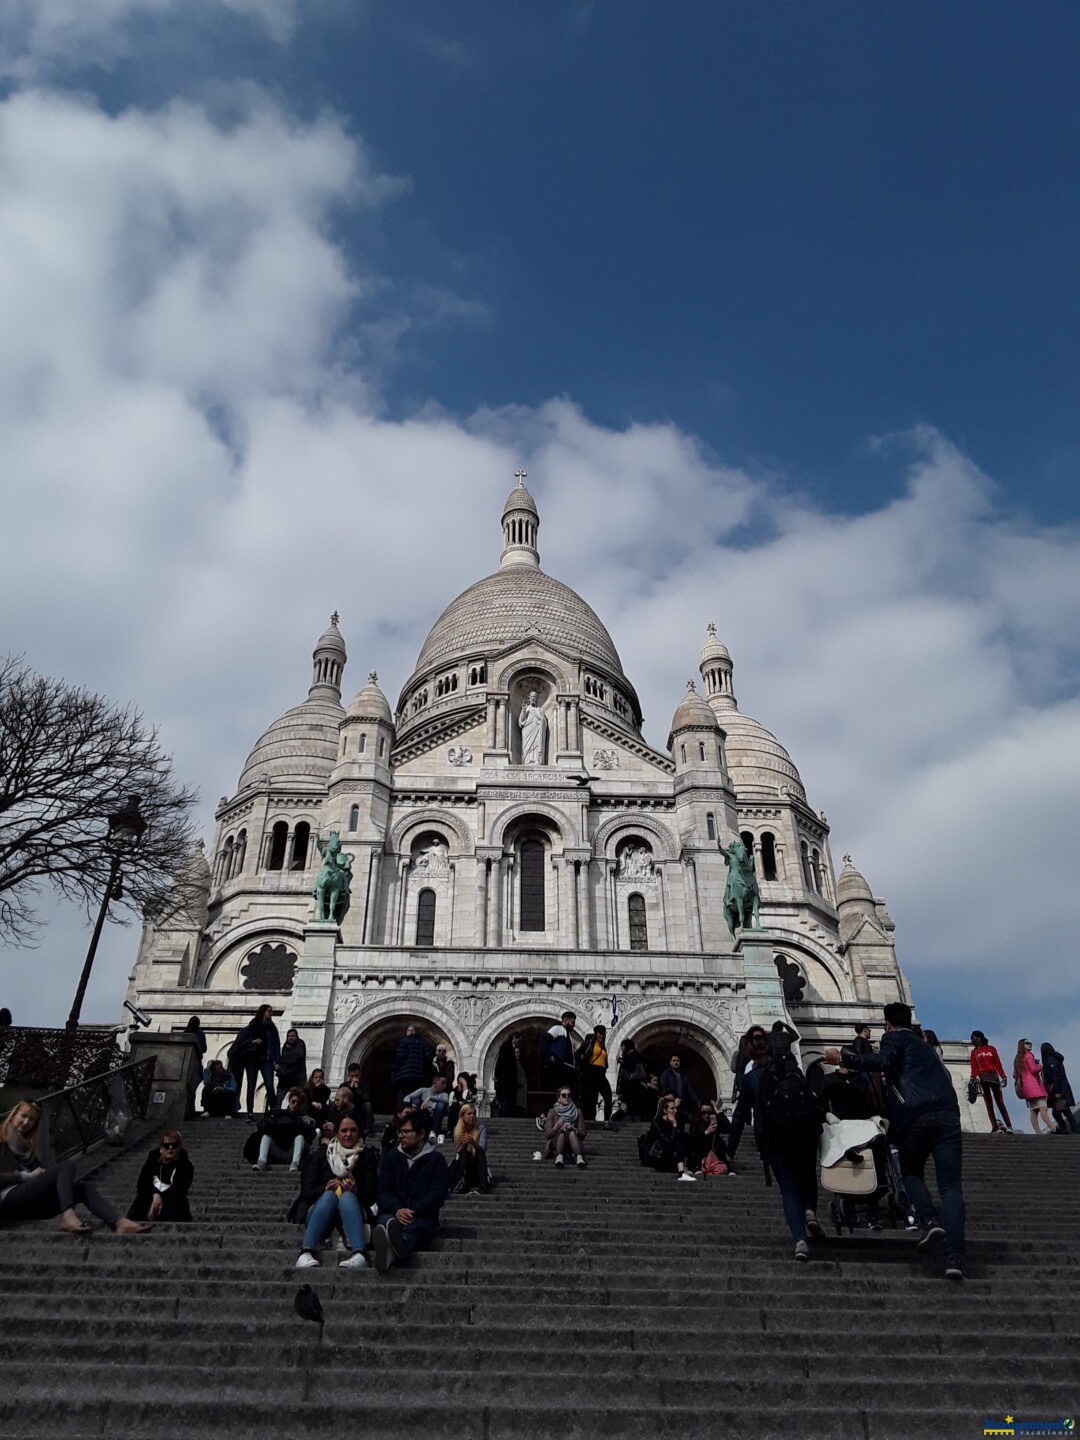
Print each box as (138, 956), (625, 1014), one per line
(346, 1013), (454, 1115)
(630, 1019), (721, 1107)
(482, 1015), (583, 1115)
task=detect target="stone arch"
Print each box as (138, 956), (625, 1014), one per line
(592, 812), (679, 862)
(623, 1007), (736, 1106)
(489, 801), (573, 850)
(494, 654), (571, 695)
(326, 994), (468, 1099)
(201, 920), (306, 989)
(476, 1000), (590, 1110)
(388, 808), (474, 856)
(767, 931), (852, 1004)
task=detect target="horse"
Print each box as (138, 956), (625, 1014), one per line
(719, 837), (760, 939)
(313, 832), (352, 924)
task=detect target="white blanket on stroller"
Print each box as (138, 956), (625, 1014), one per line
(818, 1113), (888, 1169)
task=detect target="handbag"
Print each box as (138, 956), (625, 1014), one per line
(966, 1078), (979, 1105)
(1013, 1076), (1024, 1099)
(701, 1150), (727, 1177)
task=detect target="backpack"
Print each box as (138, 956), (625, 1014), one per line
(759, 1057), (822, 1141)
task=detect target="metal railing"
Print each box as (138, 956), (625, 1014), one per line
(0, 1025), (126, 1090)
(33, 1057), (157, 1163)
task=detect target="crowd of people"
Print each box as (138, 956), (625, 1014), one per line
(2, 1002), (1074, 1289)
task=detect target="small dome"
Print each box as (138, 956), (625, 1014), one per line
(720, 707), (806, 800)
(700, 620), (731, 665)
(237, 695), (344, 791)
(315, 612), (347, 658)
(836, 854), (876, 908)
(502, 480), (538, 519)
(347, 670), (393, 724)
(668, 680), (719, 741)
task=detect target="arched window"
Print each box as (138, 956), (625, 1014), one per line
(378, 737), (385, 757)
(232, 829), (247, 879)
(680, 744), (687, 763)
(740, 831), (755, 861)
(348, 805), (359, 833)
(519, 837), (546, 932)
(290, 821), (310, 871)
(415, 888), (436, 947)
(628, 892), (648, 952)
(811, 848), (823, 895)
(358, 733), (366, 754)
(706, 813), (716, 841)
(761, 831), (777, 882)
(219, 835), (234, 884)
(800, 840), (812, 889)
(698, 741), (706, 762)
(266, 821), (288, 871)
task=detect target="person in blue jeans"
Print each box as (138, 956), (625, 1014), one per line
(294, 1115), (378, 1271)
(727, 1037), (824, 1263)
(825, 1000), (966, 1282)
(372, 1110), (449, 1272)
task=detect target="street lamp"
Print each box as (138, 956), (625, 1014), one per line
(66, 795), (147, 1031)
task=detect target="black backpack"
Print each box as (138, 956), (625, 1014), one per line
(759, 1056), (822, 1140)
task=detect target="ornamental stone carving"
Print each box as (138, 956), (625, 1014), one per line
(447, 745), (473, 766)
(517, 690), (548, 765)
(333, 992), (364, 1023)
(593, 748), (619, 770)
(411, 838), (450, 878)
(616, 844), (656, 883)
(447, 993), (498, 1031)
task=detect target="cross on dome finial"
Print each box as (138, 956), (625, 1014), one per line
(368, 670), (378, 684)
(686, 679), (696, 692)
(514, 468), (527, 485)
(842, 853), (853, 867)
(707, 620), (717, 637)
(330, 610), (340, 627)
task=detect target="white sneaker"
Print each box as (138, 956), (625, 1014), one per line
(295, 1251), (319, 1269)
(436, 1134), (445, 1145)
(677, 1172), (698, 1182)
(252, 1162), (267, 1173)
(289, 1163), (300, 1173)
(554, 1154), (565, 1166)
(532, 1150), (543, 1161)
(339, 1252), (368, 1270)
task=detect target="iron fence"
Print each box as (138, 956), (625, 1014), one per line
(0, 1025), (126, 1089)
(34, 1057), (157, 1162)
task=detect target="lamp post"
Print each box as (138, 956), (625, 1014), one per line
(66, 795), (147, 1031)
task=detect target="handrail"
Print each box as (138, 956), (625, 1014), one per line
(31, 1057), (158, 1163)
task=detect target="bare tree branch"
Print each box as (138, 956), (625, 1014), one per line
(0, 656), (200, 946)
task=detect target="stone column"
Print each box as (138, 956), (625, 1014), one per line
(556, 700), (568, 755)
(476, 856), (488, 949)
(578, 858), (591, 949)
(448, 862), (457, 945)
(395, 860), (410, 945)
(737, 931), (793, 1052)
(362, 848), (381, 944)
(486, 696), (497, 749)
(287, 921), (340, 1070)
(683, 857), (704, 952)
(126, 1032), (203, 1128)
(568, 698), (580, 753)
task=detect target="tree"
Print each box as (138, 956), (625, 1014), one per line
(0, 656), (200, 946)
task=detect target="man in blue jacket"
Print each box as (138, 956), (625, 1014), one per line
(824, 1001), (966, 1281)
(372, 1110), (449, 1273)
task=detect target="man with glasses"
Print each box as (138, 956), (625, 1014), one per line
(372, 1110), (449, 1272)
(541, 1010), (580, 1103)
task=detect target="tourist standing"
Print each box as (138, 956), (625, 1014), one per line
(541, 1011), (579, 1102)
(1040, 1044), (1076, 1134)
(577, 1023), (613, 1126)
(391, 1025), (434, 1108)
(1014, 1039), (1055, 1135)
(228, 1005), (280, 1117)
(968, 1031), (1012, 1134)
(494, 1034), (527, 1117)
(275, 1028), (307, 1101)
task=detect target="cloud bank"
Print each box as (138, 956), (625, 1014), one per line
(1, 81), (1077, 1058)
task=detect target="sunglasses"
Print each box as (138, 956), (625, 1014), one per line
(161, 1141), (180, 1149)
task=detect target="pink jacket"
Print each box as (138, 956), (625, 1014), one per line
(1015, 1051), (1047, 1100)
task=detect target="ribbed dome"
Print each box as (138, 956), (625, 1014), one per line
(668, 681), (719, 739)
(414, 567), (626, 677)
(237, 695), (344, 791)
(720, 707), (806, 800)
(347, 671), (392, 724)
(699, 620), (731, 666)
(315, 616), (346, 657)
(836, 854), (875, 908)
(502, 482), (538, 518)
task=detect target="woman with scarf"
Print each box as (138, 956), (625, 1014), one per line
(446, 1072), (478, 1134)
(538, 1087), (588, 1168)
(127, 1130), (194, 1222)
(293, 1113), (378, 1271)
(446, 1102), (491, 1194)
(0, 1101), (146, 1234)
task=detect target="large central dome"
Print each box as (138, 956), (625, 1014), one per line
(414, 565), (625, 676)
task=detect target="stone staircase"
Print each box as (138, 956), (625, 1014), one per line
(1, 1118), (1077, 1439)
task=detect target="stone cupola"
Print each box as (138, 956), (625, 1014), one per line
(499, 470), (540, 569)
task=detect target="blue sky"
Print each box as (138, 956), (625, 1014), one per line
(1, 1), (1078, 1068)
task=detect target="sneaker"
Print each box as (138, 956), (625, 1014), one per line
(944, 1255), (965, 1282)
(532, 1150), (543, 1161)
(372, 1225), (393, 1274)
(917, 1223), (946, 1251)
(295, 1251), (319, 1270)
(677, 1171), (698, 1182)
(576, 1155), (586, 1168)
(805, 1212), (824, 1238)
(339, 1252), (368, 1270)
(289, 1163), (300, 1173)
(794, 1239), (810, 1263)
(251, 1162), (267, 1173)
(554, 1154), (565, 1166)
(436, 1134), (445, 1145)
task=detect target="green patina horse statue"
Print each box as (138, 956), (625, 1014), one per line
(718, 836), (761, 939)
(313, 831), (352, 924)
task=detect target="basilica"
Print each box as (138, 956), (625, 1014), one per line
(126, 476), (918, 1113)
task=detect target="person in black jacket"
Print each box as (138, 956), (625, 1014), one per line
(127, 1131), (194, 1222)
(372, 1110), (449, 1272)
(638, 1096), (696, 1180)
(275, 1029), (307, 1102)
(659, 1054), (698, 1125)
(494, 1035), (526, 1117)
(228, 1005), (280, 1117)
(253, 1089), (315, 1172)
(342, 1062), (375, 1137)
(1040, 1043), (1076, 1133)
(391, 1026), (435, 1108)
(301, 1069), (331, 1123)
(825, 1001), (966, 1281)
(294, 1115), (378, 1271)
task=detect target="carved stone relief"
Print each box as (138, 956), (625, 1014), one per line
(616, 843), (656, 884)
(593, 748), (619, 770)
(447, 746), (473, 766)
(411, 838), (450, 878)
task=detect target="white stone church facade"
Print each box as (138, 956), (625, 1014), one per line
(127, 477), (934, 1114)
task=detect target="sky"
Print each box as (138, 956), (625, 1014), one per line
(1, 1), (1078, 1073)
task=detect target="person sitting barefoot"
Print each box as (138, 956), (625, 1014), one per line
(294, 1115), (378, 1271)
(540, 1087), (588, 1169)
(446, 1103), (491, 1195)
(0, 1101), (146, 1235)
(127, 1130), (194, 1222)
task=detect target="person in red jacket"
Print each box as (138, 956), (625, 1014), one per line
(969, 1030), (1012, 1134)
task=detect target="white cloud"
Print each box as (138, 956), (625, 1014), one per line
(0, 0), (299, 80)
(0, 83), (1077, 1064)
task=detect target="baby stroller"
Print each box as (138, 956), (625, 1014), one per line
(818, 1114), (904, 1234)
